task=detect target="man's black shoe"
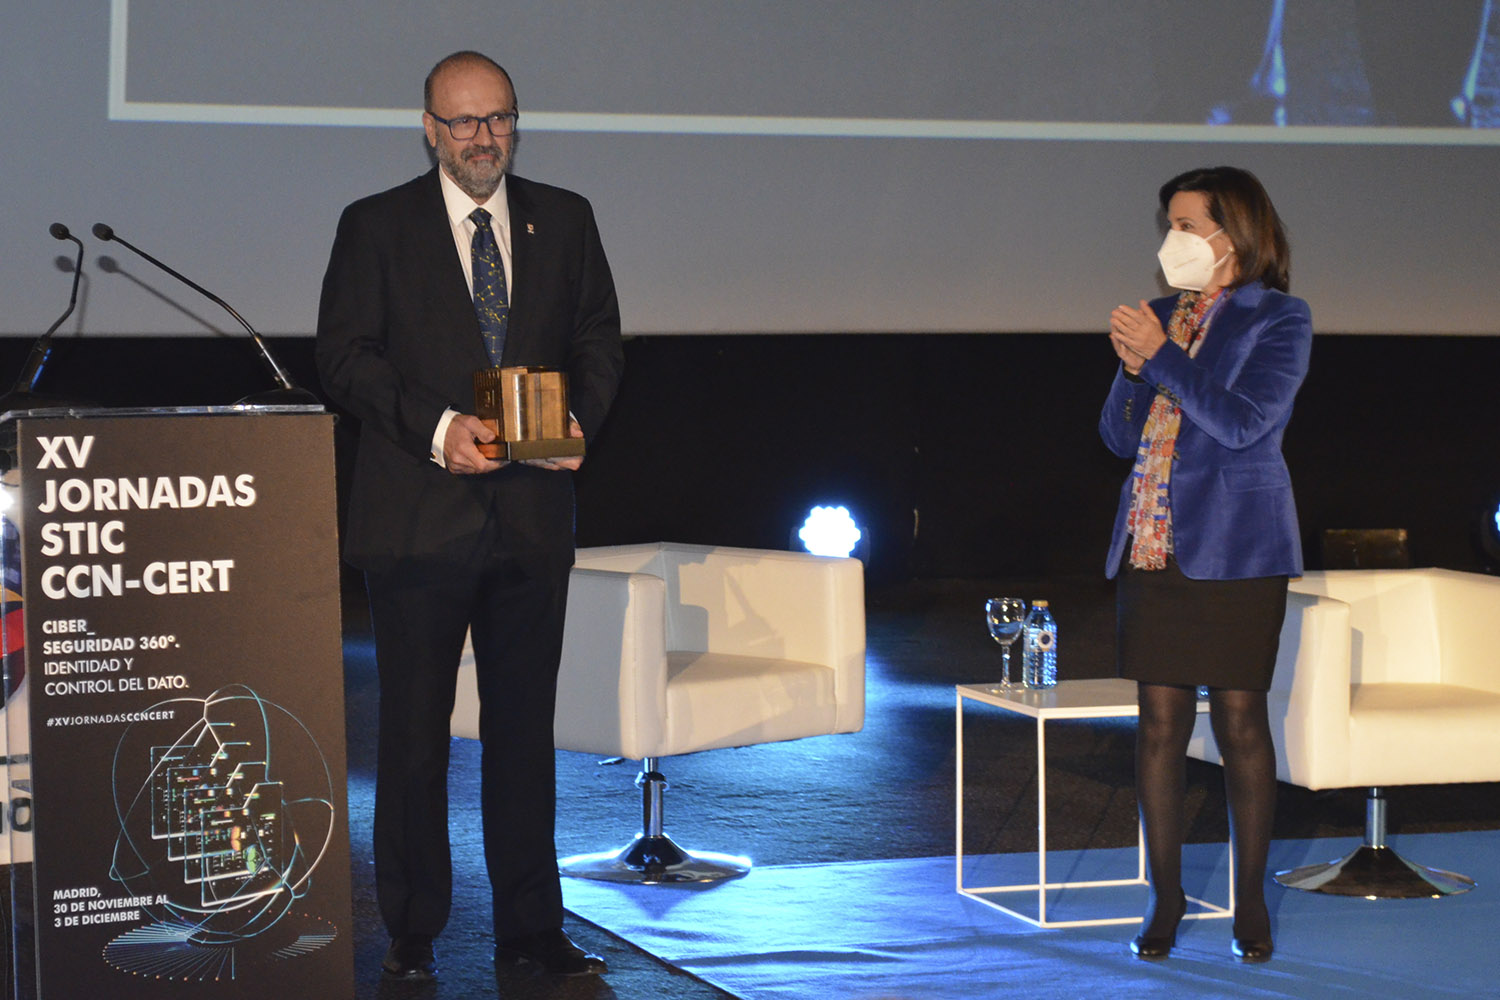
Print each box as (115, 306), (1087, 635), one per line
(493, 928), (607, 977)
(382, 934), (436, 979)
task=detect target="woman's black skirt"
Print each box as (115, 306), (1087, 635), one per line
(1116, 554), (1289, 691)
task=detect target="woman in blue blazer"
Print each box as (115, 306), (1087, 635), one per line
(1100, 167), (1311, 964)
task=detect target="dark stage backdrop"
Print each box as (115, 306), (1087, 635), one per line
(3, 333), (1497, 584)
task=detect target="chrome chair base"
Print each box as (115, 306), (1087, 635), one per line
(1274, 844), (1475, 898)
(1274, 788), (1475, 898)
(558, 757), (752, 884)
(559, 834), (751, 884)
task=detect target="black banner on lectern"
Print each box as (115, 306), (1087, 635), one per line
(13, 412), (352, 998)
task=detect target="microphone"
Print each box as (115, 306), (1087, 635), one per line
(7, 223), (86, 396)
(0, 223), (91, 470)
(90, 223), (319, 405)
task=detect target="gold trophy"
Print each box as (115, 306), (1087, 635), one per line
(473, 366), (585, 461)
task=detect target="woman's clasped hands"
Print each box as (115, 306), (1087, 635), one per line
(1109, 300), (1168, 374)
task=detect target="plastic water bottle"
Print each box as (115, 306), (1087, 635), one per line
(1022, 601), (1058, 689)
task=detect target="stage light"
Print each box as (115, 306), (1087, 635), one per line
(797, 505), (863, 559)
(1479, 492), (1500, 572)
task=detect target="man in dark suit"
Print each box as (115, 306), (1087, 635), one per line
(315, 50), (623, 981)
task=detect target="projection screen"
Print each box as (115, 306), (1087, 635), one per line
(5, 1), (1499, 336)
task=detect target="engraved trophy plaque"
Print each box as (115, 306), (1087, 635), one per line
(473, 366), (584, 461)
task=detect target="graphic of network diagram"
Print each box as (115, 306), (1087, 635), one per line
(106, 685), (337, 977)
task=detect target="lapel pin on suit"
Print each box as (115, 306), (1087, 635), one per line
(526, 223), (535, 234)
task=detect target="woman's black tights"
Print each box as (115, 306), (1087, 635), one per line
(1135, 683), (1276, 941)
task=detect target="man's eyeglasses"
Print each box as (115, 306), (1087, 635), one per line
(429, 111), (519, 140)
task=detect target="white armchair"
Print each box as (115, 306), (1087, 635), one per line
(1188, 568), (1500, 897)
(452, 542), (866, 883)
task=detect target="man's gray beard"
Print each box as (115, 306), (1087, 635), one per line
(440, 143), (508, 201)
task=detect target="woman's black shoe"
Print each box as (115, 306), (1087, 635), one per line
(1129, 931), (1176, 960)
(1128, 888), (1186, 960)
(1231, 937), (1273, 963)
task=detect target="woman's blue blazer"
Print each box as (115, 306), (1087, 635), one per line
(1099, 281), (1313, 580)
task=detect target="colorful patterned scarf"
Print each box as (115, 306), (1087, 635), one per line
(1126, 290), (1223, 570)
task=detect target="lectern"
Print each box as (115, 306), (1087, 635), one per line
(0, 405), (353, 1000)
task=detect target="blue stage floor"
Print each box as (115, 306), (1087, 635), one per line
(564, 833), (1500, 1000)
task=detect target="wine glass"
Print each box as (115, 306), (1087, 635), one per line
(985, 597), (1028, 688)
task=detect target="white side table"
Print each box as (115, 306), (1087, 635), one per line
(956, 678), (1235, 927)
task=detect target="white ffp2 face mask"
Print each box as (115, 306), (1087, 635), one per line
(1157, 227), (1232, 291)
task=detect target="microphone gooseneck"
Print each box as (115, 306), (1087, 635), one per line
(90, 222), (310, 399)
(8, 223), (88, 396)
(42, 224), (85, 335)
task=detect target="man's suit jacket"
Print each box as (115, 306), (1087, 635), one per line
(315, 168), (624, 571)
(1099, 281), (1312, 581)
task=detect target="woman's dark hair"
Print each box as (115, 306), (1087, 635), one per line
(1158, 166), (1290, 292)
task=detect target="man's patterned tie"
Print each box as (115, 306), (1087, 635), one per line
(469, 207), (508, 365)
